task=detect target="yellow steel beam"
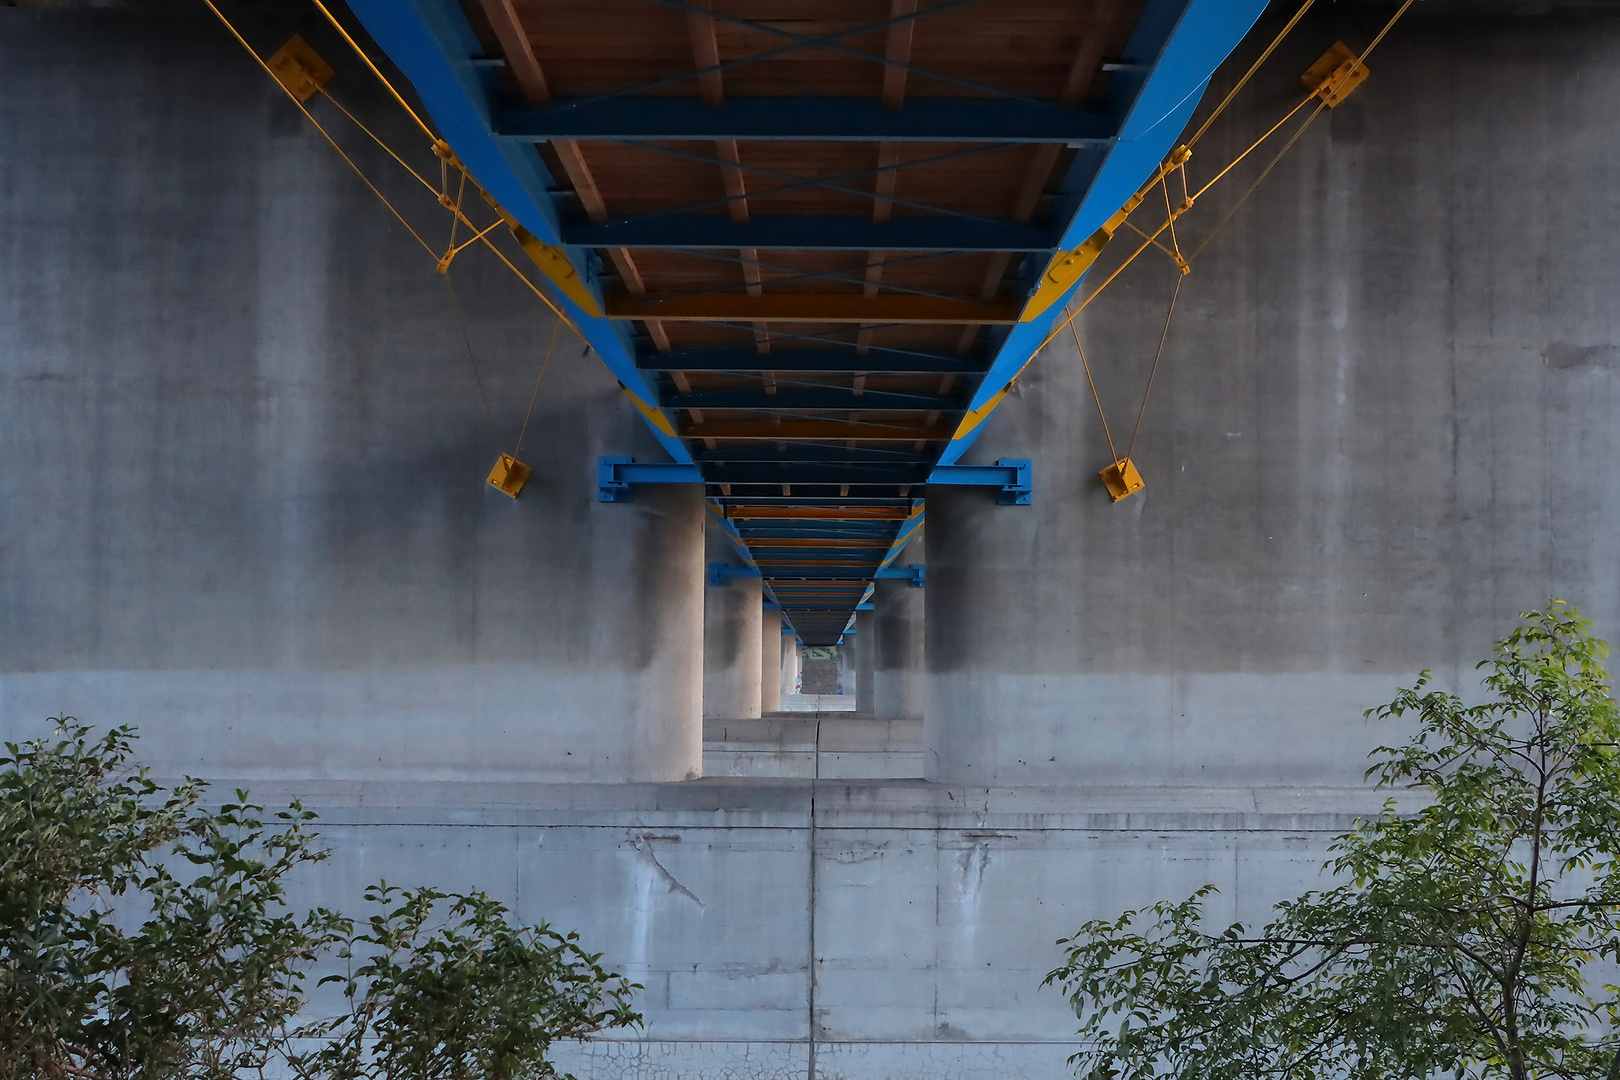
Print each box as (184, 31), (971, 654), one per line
(681, 419), (949, 441)
(606, 293), (1021, 325)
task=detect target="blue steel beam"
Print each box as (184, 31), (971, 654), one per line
(566, 216), (1056, 251)
(928, 459), (1032, 505)
(704, 465), (932, 485)
(696, 447), (937, 464)
(666, 388), (965, 411)
(339, 0), (692, 465)
(932, 0), (1273, 468)
(640, 347), (989, 373)
(494, 98), (1113, 143)
(597, 457), (702, 501)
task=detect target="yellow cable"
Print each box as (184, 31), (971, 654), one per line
(321, 91), (439, 195)
(201, 0), (438, 260)
(1185, 0), (1318, 149)
(306, 0), (438, 141)
(1068, 311), (1118, 464)
(1024, 0), (1422, 383)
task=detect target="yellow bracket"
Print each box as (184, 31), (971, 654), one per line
(266, 36), (333, 102)
(1022, 145), (1193, 323)
(620, 385), (678, 438)
(1302, 42), (1368, 108)
(477, 192), (604, 318)
(1099, 458), (1145, 502)
(487, 453), (533, 498)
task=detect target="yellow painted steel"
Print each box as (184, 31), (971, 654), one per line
(1302, 42), (1368, 107)
(1021, 197), (1143, 323)
(606, 293), (1022, 325)
(1098, 457), (1145, 502)
(623, 386), (679, 437)
(946, 385), (1011, 443)
(487, 453), (533, 498)
(266, 36), (333, 102)
(493, 208), (605, 317)
(681, 419), (948, 441)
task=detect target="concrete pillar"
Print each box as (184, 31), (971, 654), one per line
(873, 535), (924, 721)
(760, 607), (783, 714)
(704, 575), (763, 720)
(836, 643), (855, 697)
(855, 610), (876, 714)
(782, 634), (800, 695)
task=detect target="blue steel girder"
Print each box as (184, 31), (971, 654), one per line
(934, 0), (1272, 467)
(339, 0), (692, 465)
(349, 0), (1269, 641)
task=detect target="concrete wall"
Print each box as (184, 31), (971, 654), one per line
(0, 9), (704, 783)
(5, 7), (1620, 1080)
(926, 8), (1620, 785)
(257, 777), (1379, 1080)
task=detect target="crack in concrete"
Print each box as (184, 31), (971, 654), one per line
(633, 838), (705, 908)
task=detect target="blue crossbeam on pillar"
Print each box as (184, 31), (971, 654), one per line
(926, 459), (1032, 505)
(598, 456), (704, 502)
(708, 563), (763, 586)
(872, 564), (926, 588)
(494, 97), (1113, 143)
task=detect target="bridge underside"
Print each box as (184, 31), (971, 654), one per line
(347, 0), (1269, 643)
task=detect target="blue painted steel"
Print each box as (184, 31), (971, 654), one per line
(639, 347), (989, 373)
(665, 388), (965, 411)
(757, 567), (894, 580)
(872, 564), (926, 588)
(339, 0), (692, 465)
(597, 456), (704, 501)
(570, 216), (1055, 251)
(934, 0), (1272, 467)
(926, 458), (1032, 505)
(494, 97), (1113, 142)
(708, 563), (763, 587)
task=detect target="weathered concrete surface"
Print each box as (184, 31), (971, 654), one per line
(874, 533), (925, 722)
(926, 9), (1620, 785)
(782, 634), (801, 697)
(703, 717), (923, 778)
(0, 10), (704, 782)
(705, 573), (763, 721)
(232, 776), (1387, 1080)
(762, 608), (783, 715)
(855, 611), (877, 714)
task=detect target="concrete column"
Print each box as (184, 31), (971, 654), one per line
(855, 610), (876, 714)
(873, 535), (924, 721)
(704, 575), (763, 719)
(836, 643), (855, 697)
(760, 607), (783, 714)
(782, 634), (800, 695)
